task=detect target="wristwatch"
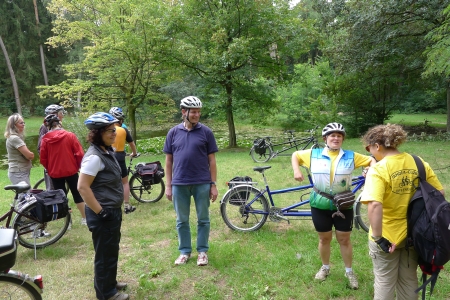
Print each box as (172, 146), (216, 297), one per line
(210, 181), (216, 185)
(371, 235), (382, 241)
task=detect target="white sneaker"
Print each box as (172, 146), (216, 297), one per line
(345, 271), (359, 290)
(80, 218), (87, 225)
(197, 252), (208, 266)
(315, 266), (330, 281)
(174, 254), (191, 265)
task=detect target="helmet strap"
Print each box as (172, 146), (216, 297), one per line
(184, 108), (197, 128)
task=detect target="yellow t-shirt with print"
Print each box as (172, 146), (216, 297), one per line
(360, 153), (443, 247)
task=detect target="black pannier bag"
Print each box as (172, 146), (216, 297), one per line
(32, 189), (69, 223)
(136, 161), (165, 184)
(227, 176), (253, 206)
(253, 138), (266, 155)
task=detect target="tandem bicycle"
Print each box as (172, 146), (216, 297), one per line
(220, 166), (369, 232)
(250, 126), (320, 163)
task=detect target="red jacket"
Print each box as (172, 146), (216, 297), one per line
(40, 129), (84, 178)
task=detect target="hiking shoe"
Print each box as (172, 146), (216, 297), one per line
(315, 266), (330, 281)
(174, 254), (191, 265)
(116, 282), (127, 290)
(107, 292), (129, 300)
(197, 252), (208, 266)
(80, 218), (87, 225)
(345, 271), (359, 290)
(124, 204), (136, 214)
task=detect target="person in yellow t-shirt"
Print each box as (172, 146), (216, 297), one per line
(109, 107), (138, 214)
(292, 122), (375, 290)
(360, 124), (444, 300)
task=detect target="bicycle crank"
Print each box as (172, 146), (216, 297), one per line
(269, 207), (290, 224)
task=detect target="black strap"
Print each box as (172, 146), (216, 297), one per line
(415, 270), (440, 300)
(313, 187), (334, 200)
(411, 155), (426, 183)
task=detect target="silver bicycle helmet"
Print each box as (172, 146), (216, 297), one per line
(45, 104), (65, 115)
(180, 96), (202, 109)
(44, 114), (60, 129)
(322, 122), (346, 137)
(109, 107), (125, 120)
(84, 112), (119, 130)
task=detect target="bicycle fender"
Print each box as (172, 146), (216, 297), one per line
(1, 270), (43, 294)
(16, 197), (37, 213)
(220, 184), (257, 205)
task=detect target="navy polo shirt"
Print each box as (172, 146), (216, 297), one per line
(163, 122), (218, 185)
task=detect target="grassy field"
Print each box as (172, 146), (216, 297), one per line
(1, 135), (450, 299)
(0, 114), (449, 299)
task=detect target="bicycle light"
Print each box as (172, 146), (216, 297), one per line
(34, 274), (44, 289)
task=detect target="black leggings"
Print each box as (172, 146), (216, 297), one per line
(51, 173), (84, 204)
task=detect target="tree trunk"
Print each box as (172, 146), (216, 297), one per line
(447, 80), (450, 133)
(225, 82), (237, 147)
(0, 36), (22, 115)
(33, 0), (48, 85)
(127, 97), (137, 142)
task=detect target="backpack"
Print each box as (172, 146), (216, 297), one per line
(407, 155), (450, 300)
(136, 161), (165, 184)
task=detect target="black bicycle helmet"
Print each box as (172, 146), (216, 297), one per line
(109, 107), (125, 120)
(84, 112), (119, 130)
(44, 114), (60, 129)
(45, 104), (65, 115)
(322, 122), (346, 137)
(180, 96), (202, 109)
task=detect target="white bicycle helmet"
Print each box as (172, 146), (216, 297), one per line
(322, 122), (346, 137)
(109, 107), (125, 120)
(180, 96), (202, 109)
(84, 112), (119, 130)
(45, 104), (65, 115)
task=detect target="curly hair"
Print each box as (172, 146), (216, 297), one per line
(362, 124), (407, 149)
(87, 128), (107, 147)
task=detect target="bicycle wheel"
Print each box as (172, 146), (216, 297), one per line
(250, 145), (273, 163)
(0, 275), (42, 300)
(32, 177), (69, 192)
(220, 185), (269, 232)
(129, 174), (165, 203)
(354, 194), (369, 232)
(13, 205), (71, 249)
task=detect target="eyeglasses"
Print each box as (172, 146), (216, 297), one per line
(16, 122), (25, 125)
(104, 128), (116, 134)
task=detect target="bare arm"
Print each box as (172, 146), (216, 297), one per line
(77, 173), (103, 213)
(291, 152), (304, 182)
(165, 154), (173, 201)
(17, 145), (34, 160)
(208, 153), (218, 202)
(128, 141), (138, 157)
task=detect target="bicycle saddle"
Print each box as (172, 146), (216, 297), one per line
(4, 181), (30, 193)
(253, 166), (271, 173)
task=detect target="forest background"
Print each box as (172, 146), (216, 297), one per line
(2, 0), (450, 145)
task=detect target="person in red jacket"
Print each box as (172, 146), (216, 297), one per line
(40, 114), (87, 225)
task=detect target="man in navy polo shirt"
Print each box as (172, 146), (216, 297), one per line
(163, 96), (218, 267)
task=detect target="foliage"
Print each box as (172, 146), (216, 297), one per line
(41, 0), (176, 139)
(165, 0), (317, 147)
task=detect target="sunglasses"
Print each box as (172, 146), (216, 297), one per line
(365, 145), (371, 152)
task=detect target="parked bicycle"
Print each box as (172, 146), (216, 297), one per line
(0, 228), (43, 299)
(32, 178), (69, 192)
(250, 126), (320, 163)
(1, 182), (71, 251)
(220, 166), (368, 232)
(128, 155), (165, 203)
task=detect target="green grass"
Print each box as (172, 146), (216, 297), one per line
(386, 113), (447, 128)
(1, 138), (449, 299)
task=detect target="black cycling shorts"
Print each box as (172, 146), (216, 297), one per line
(311, 207), (353, 232)
(114, 152), (128, 178)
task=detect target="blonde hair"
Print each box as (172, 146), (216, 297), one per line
(362, 123), (407, 149)
(4, 113), (24, 139)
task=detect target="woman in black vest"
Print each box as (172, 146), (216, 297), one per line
(78, 112), (129, 300)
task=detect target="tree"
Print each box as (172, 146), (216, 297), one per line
(0, 36), (21, 115)
(166, 0), (316, 147)
(42, 0), (175, 139)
